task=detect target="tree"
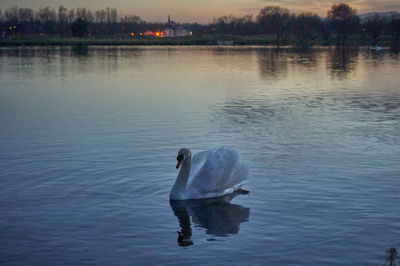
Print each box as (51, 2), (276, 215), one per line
(67, 9), (75, 24)
(292, 12), (322, 47)
(58, 5), (68, 36)
(18, 8), (34, 35)
(389, 17), (400, 52)
(234, 15), (258, 35)
(120, 15), (143, 35)
(363, 15), (385, 46)
(37, 6), (57, 34)
(257, 6), (290, 45)
(110, 8), (118, 23)
(5, 6), (18, 24)
(214, 15), (236, 34)
(4, 6), (19, 36)
(208, 14), (259, 36)
(71, 17), (89, 38)
(327, 3), (360, 45)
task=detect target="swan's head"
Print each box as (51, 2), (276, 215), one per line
(176, 148), (191, 169)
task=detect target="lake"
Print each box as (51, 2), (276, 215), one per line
(1, 46), (399, 265)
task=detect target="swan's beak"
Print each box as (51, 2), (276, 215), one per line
(176, 159), (182, 169)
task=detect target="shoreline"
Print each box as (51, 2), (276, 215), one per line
(0, 35), (395, 47)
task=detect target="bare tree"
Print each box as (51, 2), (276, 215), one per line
(106, 7), (111, 24)
(328, 3), (360, 45)
(58, 5), (67, 22)
(36, 6), (57, 34)
(17, 8), (34, 34)
(87, 10), (94, 23)
(67, 9), (75, 24)
(95, 9), (106, 23)
(214, 15), (236, 34)
(76, 8), (87, 20)
(293, 12), (322, 47)
(58, 5), (68, 36)
(364, 15), (385, 46)
(5, 6), (19, 24)
(18, 8), (33, 22)
(110, 8), (117, 23)
(37, 6), (56, 23)
(389, 16), (400, 51)
(257, 6), (290, 44)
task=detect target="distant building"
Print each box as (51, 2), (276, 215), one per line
(163, 16), (192, 37)
(138, 16), (192, 38)
(163, 28), (174, 37)
(174, 26), (191, 37)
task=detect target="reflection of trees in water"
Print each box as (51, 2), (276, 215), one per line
(384, 246), (398, 266)
(0, 48), (38, 80)
(0, 47), (36, 58)
(170, 190), (250, 246)
(0, 47), (144, 78)
(327, 47), (359, 79)
(292, 48), (319, 68)
(68, 47), (143, 75)
(256, 47), (319, 80)
(257, 48), (288, 80)
(71, 45), (89, 56)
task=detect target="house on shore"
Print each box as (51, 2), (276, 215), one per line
(163, 16), (192, 37)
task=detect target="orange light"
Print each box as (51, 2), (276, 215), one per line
(140, 32), (143, 36)
(190, 32), (193, 35)
(130, 32), (134, 36)
(155, 32), (160, 37)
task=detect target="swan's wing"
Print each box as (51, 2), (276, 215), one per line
(186, 148), (248, 197)
(187, 150), (209, 185)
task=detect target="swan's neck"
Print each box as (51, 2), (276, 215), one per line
(170, 158), (191, 200)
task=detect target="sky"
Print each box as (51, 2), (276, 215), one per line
(0, 0), (399, 23)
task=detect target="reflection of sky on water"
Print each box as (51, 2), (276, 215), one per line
(211, 46), (400, 177)
(1, 46), (400, 265)
(213, 46), (400, 124)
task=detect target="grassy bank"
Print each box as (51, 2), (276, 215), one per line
(0, 35), (276, 46)
(0, 34), (395, 47)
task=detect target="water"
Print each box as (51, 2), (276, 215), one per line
(1, 46), (399, 265)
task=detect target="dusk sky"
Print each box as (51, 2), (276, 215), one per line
(0, 0), (399, 23)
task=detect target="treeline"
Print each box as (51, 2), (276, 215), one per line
(0, 6), (149, 37)
(0, 3), (400, 47)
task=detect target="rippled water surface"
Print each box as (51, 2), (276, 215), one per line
(1, 46), (400, 265)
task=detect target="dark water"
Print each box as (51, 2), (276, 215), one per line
(1, 46), (399, 265)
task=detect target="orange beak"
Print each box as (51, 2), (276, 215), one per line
(176, 159), (182, 169)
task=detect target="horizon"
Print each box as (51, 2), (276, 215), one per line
(0, 0), (399, 23)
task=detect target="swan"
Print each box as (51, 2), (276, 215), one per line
(170, 147), (248, 200)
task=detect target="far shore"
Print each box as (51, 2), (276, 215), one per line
(0, 35), (395, 47)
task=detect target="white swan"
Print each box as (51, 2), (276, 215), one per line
(170, 147), (248, 200)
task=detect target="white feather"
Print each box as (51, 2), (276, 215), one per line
(170, 147), (249, 200)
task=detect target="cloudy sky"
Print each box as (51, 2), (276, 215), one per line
(0, 0), (398, 23)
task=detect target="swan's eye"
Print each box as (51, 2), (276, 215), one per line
(176, 154), (184, 161)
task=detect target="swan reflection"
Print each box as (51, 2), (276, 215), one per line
(170, 190), (250, 246)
